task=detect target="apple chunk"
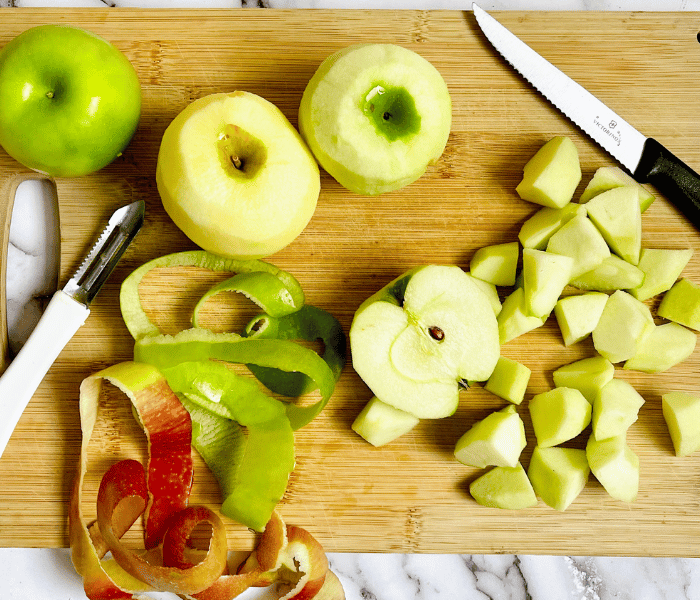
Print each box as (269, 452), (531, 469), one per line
(630, 248), (693, 302)
(298, 43), (451, 195)
(569, 255), (645, 293)
(552, 356), (614, 404)
(469, 463), (537, 510)
(454, 405), (526, 468)
(522, 248), (573, 318)
(553, 292), (608, 346)
(516, 136), (582, 209)
(585, 186), (642, 265)
(579, 166), (655, 212)
(518, 202), (586, 250)
(591, 379), (645, 441)
(623, 322), (697, 374)
(484, 356), (531, 405)
(497, 287), (547, 345)
(349, 265), (500, 419)
(528, 446), (590, 511)
(546, 213), (610, 280)
(469, 242), (519, 286)
(528, 387), (591, 448)
(662, 391), (700, 457)
(586, 435), (639, 503)
(592, 290), (655, 364)
(352, 396), (420, 447)
(658, 278), (700, 331)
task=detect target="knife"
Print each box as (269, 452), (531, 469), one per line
(0, 199), (145, 459)
(472, 3), (700, 229)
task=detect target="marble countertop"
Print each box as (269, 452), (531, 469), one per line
(2, 2), (700, 599)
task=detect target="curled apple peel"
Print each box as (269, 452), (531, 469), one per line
(70, 361), (344, 600)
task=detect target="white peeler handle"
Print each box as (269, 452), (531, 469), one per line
(0, 290), (89, 459)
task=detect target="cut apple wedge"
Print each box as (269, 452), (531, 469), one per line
(528, 446), (590, 511)
(469, 463), (537, 510)
(454, 405), (526, 468)
(497, 287), (547, 345)
(623, 322), (697, 374)
(658, 278), (700, 331)
(516, 136), (582, 209)
(351, 396), (420, 447)
(585, 186), (642, 265)
(586, 434), (639, 503)
(579, 165), (655, 212)
(553, 292), (608, 346)
(528, 387), (591, 448)
(518, 202), (586, 250)
(466, 273), (502, 316)
(349, 265), (500, 419)
(662, 391), (700, 457)
(629, 248), (693, 302)
(469, 242), (519, 287)
(522, 248), (573, 318)
(484, 356), (531, 405)
(592, 290), (655, 364)
(546, 213), (610, 280)
(569, 255), (645, 293)
(552, 356), (614, 404)
(591, 378), (645, 441)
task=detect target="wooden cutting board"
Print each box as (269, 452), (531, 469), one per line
(1, 9), (700, 558)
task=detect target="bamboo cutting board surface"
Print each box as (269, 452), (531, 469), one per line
(1, 9), (700, 558)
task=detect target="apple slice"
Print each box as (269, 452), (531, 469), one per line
(662, 391), (700, 457)
(156, 91), (320, 259)
(352, 396), (420, 447)
(528, 387), (591, 448)
(552, 356), (614, 404)
(522, 248), (574, 318)
(546, 213), (610, 280)
(349, 265), (500, 419)
(579, 166), (655, 212)
(585, 186), (642, 265)
(469, 463), (537, 510)
(527, 446), (590, 511)
(569, 255), (645, 292)
(497, 287), (547, 345)
(586, 434), (639, 503)
(454, 405), (526, 468)
(516, 136), (582, 209)
(592, 290), (655, 363)
(518, 202), (586, 250)
(553, 292), (608, 346)
(623, 322), (697, 374)
(629, 248), (693, 302)
(469, 242), (519, 286)
(484, 356), (531, 405)
(658, 278), (700, 331)
(298, 43), (451, 195)
(591, 379), (645, 441)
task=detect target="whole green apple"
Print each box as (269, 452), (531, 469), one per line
(0, 25), (141, 177)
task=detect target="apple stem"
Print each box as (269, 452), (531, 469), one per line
(46, 91), (54, 99)
(230, 155), (243, 170)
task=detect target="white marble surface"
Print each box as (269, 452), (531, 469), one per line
(3, 2), (700, 600)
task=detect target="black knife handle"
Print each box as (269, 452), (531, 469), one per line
(633, 137), (700, 230)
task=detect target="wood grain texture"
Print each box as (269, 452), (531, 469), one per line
(0, 9), (699, 557)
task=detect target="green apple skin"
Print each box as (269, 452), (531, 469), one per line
(298, 43), (451, 195)
(469, 463), (537, 510)
(157, 92), (320, 259)
(349, 265), (500, 419)
(0, 25), (141, 177)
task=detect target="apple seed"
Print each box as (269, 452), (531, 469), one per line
(428, 325), (445, 341)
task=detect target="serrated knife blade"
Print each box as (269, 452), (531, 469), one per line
(472, 3), (700, 229)
(0, 200), (145, 460)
